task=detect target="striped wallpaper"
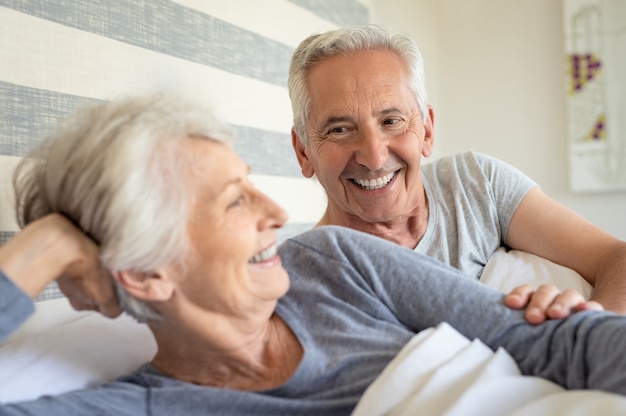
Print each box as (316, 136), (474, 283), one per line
(0, 0), (370, 300)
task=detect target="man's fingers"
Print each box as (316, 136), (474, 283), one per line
(574, 300), (604, 312)
(504, 284), (536, 309)
(544, 289), (585, 319)
(506, 283), (600, 325)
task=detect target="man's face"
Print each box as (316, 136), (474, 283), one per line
(293, 49), (434, 225)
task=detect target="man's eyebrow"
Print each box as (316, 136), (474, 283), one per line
(319, 115), (353, 131)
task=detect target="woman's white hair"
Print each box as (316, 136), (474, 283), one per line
(288, 24), (429, 144)
(13, 94), (234, 322)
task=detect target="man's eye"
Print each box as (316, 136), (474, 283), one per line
(328, 126), (349, 134)
(383, 117), (401, 125)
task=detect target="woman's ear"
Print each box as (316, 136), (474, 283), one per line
(112, 270), (175, 301)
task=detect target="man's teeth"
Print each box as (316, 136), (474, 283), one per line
(248, 245), (277, 264)
(353, 172), (395, 190)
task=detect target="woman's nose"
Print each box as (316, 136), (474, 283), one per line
(257, 190), (288, 230)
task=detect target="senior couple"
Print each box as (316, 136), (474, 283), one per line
(2, 25), (626, 414)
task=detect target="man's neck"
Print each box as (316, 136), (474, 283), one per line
(317, 204), (429, 249)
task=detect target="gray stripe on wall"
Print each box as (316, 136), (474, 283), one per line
(0, 81), (96, 156)
(35, 282), (64, 302)
(0, 0), (294, 87)
(0, 231), (16, 246)
(0, 225), (313, 247)
(231, 125), (300, 178)
(0, 82), (300, 177)
(287, 0), (369, 26)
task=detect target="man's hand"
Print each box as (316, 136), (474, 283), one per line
(504, 284), (604, 325)
(507, 187), (626, 313)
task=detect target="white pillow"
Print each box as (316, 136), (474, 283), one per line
(0, 298), (157, 403)
(481, 247), (592, 298)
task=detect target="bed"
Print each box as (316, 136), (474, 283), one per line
(1, 2), (624, 412)
(2, 247), (626, 414)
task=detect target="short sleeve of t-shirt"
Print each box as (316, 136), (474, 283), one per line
(415, 151), (536, 279)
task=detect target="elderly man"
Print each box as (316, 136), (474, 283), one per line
(288, 25), (626, 314)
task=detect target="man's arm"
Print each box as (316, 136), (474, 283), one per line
(506, 186), (626, 313)
(0, 214), (121, 317)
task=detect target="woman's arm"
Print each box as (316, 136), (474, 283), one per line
(0, 214), (121, 317)
(286, 226), (626, 394)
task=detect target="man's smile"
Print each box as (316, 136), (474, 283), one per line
(351, 171), (398, 190)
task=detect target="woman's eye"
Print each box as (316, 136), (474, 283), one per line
(228, 196), (245, 209)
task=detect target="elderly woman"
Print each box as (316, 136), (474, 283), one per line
(0, 95), (625, 415)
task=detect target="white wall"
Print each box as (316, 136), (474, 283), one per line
(371, 0), (626, 240)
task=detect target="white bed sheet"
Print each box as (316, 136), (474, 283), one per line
(353, 323), (626, 416)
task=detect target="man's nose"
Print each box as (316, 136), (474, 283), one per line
(354, 127), (388, 171)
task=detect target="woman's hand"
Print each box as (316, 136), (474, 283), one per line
(0, 214), (122, 318)
(504, 284), (603, 325)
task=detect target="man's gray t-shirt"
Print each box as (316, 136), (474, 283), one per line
(417, 151), (536, 279)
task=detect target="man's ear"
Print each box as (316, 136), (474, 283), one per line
(291, 128), (315, 178)
(112, 270), (175, 301)
(421, 106), (435, 158)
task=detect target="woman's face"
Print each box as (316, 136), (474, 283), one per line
(176, 138), (290, 321)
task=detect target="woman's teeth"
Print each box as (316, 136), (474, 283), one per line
(248, 244), (277, 264)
